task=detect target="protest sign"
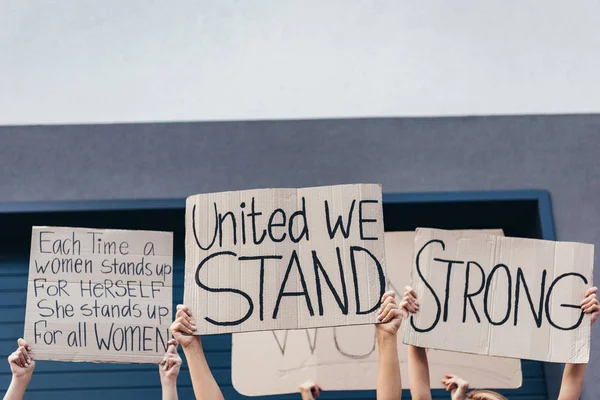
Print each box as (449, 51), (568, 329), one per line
(404, 228), (594, 363)
(24, 227), (173, 363)
(184, 184), (386, 334)
(231, 230), (522, 396)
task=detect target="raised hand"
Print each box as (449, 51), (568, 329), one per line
(159, 339), (182, 383)
(442, 374), (469, 400)
(170, 304), (199, 348)
(299, 380), (322, 400)
(8, 338), (35, 380)
(580, 287), (600, 324)
(400, 285), (419, 315)
(376, 290), (405, 336)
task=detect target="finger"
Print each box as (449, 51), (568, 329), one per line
(177, 315), (196, 331)
(584, 303), (600, 314)
(167, 339), (179, 349)
(382, 308), (401, 323)
(377, 297), (396, 315)
(17, 346), (31, 364)
(377, 303), (395, 321)
(400, 299), (418, 313)
(582, 300), (599, 313)
(584, 287), (598, 297)
(172, 321), (194, 335)
(8, 353), (23, 368)
(405, 295), (419, 309)
(17, 338), (29, 350)
(380, 290), (396, 302)
(176, 304), (192, 316)
(581, 298), (600, 308)
(580, 293), (597, 306)
(17, 348), (27, 367)
(377, 298), (395, 316)
(404, 286), (417, 297)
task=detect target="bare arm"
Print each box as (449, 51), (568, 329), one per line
(403, 286), (432, 400)
(4, 339), (35, 400)
(558, 364), (587, 400)
(557, 287), (599, 400)
(159, 339), (182, 400)
(376, 290), (405, 400)
(170, 305), (224, 400)
(408, 345), (432, 400)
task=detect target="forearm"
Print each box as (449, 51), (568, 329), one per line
(377, 333), (401, 400)
(3, 376), (30, 400)
(182, 339), (224, 400)
(408, 345), (432, 400)
(557, 363), (587, 400)
(161, 380), (178, 400)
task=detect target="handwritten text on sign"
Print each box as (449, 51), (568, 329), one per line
(403, 228), (594, 363)
(24, 227), (173, 364)
(184, 184), (386, 334)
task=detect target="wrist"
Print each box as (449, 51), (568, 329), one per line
(376, 329), (398, 343)
(161, 376), (178, 386)
(12, 373), (33, 384)
(181, 336), (201, 351)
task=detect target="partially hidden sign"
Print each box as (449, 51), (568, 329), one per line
(184, 184), (386, 334)
(403, 228), (594, 363)
(24, 227), (173, 363)
(231, 231), (522, 396)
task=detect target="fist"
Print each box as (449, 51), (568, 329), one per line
(375, 291), (405, 336)
(8, 338), (35, 380)
(170, 304), (199, 348)
(299, 380), (322, 400)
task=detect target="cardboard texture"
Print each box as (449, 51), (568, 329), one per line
(24, 227), (173, 364)
(184, 184), (386, 334)
(404, 228), (594, 364)
(231, 230), (522, 396)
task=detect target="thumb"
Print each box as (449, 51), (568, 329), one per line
(17, 338), (28, 348)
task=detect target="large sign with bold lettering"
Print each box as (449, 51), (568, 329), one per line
(24, 227), (173, 363)
(404, 228), (594, 363)
(231, 230), (522, 395)
(184, 184), (386, 334)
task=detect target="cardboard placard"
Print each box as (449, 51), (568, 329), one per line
(184, 184), (386, 334)
(231, 230), (522, 395)
(403, 228), (594, 363)
(24, 227), (173, 363)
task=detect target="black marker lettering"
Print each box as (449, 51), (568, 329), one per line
(410, 240), (444, 333)
(249, 197), (267, 245)
(434, 258), (464, 322)
(267, 209), (287, 243)
(325, 199), (355, 239)
(192, 203), (218, 251)
(239, 255), (283, 321)
(545, 272), (587, 331)
(313, 249), (349, 315)
(514, 268), (546, 327)
(358, 200), (378, 240)
(273, 250), (314, 319)
(350, 246), (386, 314)
(462, 261), (485, 323)
(483, 264), (512, 326)
(289, 197), (309, 243)
(195, 251), (254, 326)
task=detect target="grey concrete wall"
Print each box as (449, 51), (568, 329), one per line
(1, 115), (599, 398)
